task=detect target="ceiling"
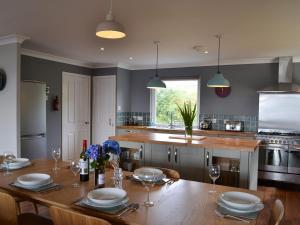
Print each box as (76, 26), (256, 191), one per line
(1, 0), (300, 69)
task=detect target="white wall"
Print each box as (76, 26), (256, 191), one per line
(0, 43), (21, 156)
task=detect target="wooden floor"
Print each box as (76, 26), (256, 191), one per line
(20, 186), (300, 225)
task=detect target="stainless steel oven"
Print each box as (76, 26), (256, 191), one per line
(259, 143), (289, 173)
(288, 144), (300, 174)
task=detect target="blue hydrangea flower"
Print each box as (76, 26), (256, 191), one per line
(86, 144), (100, 160)
(102, 140), (121, 155)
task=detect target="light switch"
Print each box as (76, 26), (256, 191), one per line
(117, 105), (121, 111)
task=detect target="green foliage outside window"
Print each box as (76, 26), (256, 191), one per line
(155, 80), (198, 126)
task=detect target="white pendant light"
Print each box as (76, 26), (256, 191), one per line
(96, 0), (126, 39)
(207, 34), (230, 88)
(147, 41), (166, 89)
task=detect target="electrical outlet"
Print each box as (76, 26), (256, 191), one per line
(212, 118), (217, 123)
(117, 105), (121, 111)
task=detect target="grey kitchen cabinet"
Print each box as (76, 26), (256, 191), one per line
(145, 144), (205, 182)
(174, 146), (205, 182)
(146, 144), (172, 169)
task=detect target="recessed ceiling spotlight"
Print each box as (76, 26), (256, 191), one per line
(100, 47), (105, 51)
(193, 45), (208, 54)
(129, 57), (133, 60)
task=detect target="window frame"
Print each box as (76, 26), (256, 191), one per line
(150, 78), (201, 127)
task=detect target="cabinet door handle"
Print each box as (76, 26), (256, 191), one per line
(109, 118), (112, 126)
(206, 151), (209, 167)
(139, 145), (143, 160)
(167, 147), (171, 162)
(174, 148), (178, 163)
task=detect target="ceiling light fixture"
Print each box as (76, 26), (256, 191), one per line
(100, 47), (105, 51)
(95, 0), (126, 39)
(207, 34), (230, 88)
(147, 41), (166, 89)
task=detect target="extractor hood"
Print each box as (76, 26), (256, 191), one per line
(258, 56), (300, 93)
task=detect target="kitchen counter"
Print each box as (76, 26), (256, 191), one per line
(116, 125), (256, 137)
(110, 132), (260, 152)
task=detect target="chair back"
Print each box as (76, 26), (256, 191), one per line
(271, 199), (284, 225)
(158, 167), (180, 180)
(49, 206), (111, 225)
(0, 191), (18, 225)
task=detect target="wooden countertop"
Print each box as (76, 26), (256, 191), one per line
(117, 125), (256, 137)
(110, 132), (261, 152)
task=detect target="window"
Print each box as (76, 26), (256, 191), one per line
(150, 79), (200, 127)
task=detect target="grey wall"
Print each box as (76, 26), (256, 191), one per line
(94, 67), (131, 112)
(21, 55), (93, 158)
(130, 63), (284, 116)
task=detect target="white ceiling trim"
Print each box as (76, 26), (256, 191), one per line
(0, 34), (29, 46)
(129, 57), (280, 70)
(21, 48), (94, 68)
(20, 48), (300, 71)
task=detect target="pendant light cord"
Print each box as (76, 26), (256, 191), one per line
(155, 41), (160, 77)
(217, 34), (221, 73)
(106, 0), (113, 20)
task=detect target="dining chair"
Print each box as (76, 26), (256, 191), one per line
(156, 167), (180, 180)
(270, 199), (284, 225)
(0, 191), (53, 225)
(49, 206), (111, 225)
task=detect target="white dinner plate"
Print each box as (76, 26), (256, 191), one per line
(83, 197), (129, 208)
(220, 192), (261, 210)
(134, 167), (163, 180)
(9, 161), (31, 170)
(10, 158), (29, 167)
(87, 188), (127, 205)
(17, 173), (51, 186)
(14, 179), (54, 189)
(217, 199), (264, 214)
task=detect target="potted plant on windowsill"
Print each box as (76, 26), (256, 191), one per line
(177, 101), (197, 139)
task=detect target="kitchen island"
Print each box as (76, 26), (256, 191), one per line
(110, 132), (261, 190)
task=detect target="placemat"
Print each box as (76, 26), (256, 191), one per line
(74, 198), (131, 215)
(217, 205), (260, 220)
(10, 182), (61, 192)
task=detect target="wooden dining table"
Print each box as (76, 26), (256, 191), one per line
(0, 160), (271, 225)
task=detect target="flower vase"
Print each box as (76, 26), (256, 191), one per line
(185, 125), (193, 140)
(94, 165), (105, 188)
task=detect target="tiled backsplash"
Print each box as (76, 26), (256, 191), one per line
(117, 112), (258, 132)
(117, 112), (151, 126)
(199, 113), (258, 132)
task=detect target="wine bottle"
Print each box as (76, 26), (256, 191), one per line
(94, 146), (105, 188)
(79, 140), (89, 182)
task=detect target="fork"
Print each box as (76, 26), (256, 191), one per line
(118, 203), (137, 217)
(215, 209), (250, 223)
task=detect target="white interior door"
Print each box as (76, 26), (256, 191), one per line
(93, 75), (116, 145)
(62, 72), (91, 161)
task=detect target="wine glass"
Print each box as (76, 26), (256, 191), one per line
(3, 152), (15, 176)
(70, 161), (81, 188)
(138, 171), (157, 207)
(52, 147), (61, 171)
(209, 164), (220, 194)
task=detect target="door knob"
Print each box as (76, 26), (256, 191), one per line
(84, 121), (90, 125)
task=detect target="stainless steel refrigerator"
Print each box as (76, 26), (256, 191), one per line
(21, 81), (47, 159)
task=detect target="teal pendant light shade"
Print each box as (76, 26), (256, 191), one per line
(207, 34), (230, 88)
(207, 72), (230, 87)
(147, 41), (166, 89)
(147, 76), (166, 89)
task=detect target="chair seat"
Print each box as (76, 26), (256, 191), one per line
(18, 213), (53, 225)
